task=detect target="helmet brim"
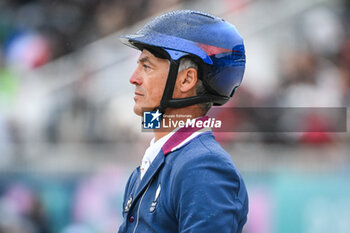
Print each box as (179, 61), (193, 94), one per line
(120, 32), (213, 65)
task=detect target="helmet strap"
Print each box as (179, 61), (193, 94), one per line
(155, 59), (230, 114)
(156, 60), (180, 114)
(167, 95), (228, 108)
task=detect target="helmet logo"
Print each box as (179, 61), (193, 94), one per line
(196, 42), (242, 56)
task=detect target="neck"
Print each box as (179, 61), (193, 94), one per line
(153, 106), (205, 141)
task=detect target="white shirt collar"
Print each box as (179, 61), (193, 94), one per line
(144, 132), (174, 163)
(140, 131), (174, 180)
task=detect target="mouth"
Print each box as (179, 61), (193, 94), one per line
(134, 91), (144, 96)
(134, 91), (144, 101)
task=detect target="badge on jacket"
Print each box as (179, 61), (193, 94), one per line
(124, 195), (133, 213)
(150, 184), (161, 212)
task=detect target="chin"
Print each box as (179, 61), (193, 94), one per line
(133, 105), (143, 116)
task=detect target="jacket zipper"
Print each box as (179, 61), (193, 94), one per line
(132, 179), (153, 233)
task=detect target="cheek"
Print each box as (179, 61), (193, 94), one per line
(147, 74), (168, 103)
(148, 83), (164, 103)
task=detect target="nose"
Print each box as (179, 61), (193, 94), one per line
(129, 69), (142, 86)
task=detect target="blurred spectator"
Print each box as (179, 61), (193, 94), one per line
(45, 74), (99, 143)
(5, 31), (52, 70)
(0, 183), (49, 233)
(0, 0), (187, 66)
(275, 49), (342, 144)
(302, 6), (345, 58)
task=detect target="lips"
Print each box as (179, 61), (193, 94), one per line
(134, 91), (144, 101)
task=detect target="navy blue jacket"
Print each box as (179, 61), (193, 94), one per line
(118, 132), (248, 233)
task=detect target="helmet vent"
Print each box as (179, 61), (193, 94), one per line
(190, 11), (215, 20)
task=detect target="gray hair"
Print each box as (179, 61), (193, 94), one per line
(178, 57), (213, 114)
(178, 57), (198, 72)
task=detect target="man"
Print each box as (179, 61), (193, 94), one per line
(118, 10), (248, 233)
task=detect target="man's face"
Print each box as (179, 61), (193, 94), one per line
(129, 49), (170, 116)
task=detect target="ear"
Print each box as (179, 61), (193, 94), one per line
(178, 68), (198, 94)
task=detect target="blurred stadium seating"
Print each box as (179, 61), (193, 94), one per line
(0, 0), (350, 232)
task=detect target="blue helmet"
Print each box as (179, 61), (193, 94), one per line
(120, 10), (245, 112)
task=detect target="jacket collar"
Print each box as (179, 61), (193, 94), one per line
(162, 116), (210, 155)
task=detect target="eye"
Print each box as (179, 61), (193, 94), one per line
(143, 64), (151, 70)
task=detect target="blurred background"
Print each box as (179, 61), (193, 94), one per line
(0, 0), (350, 232)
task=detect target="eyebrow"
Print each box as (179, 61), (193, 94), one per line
(138, 56), (155, 66)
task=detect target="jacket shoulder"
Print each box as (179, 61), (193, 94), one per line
(169, 133), (246, 200)
(171, 133), (238, 174)
(166, 133), (248, 232)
